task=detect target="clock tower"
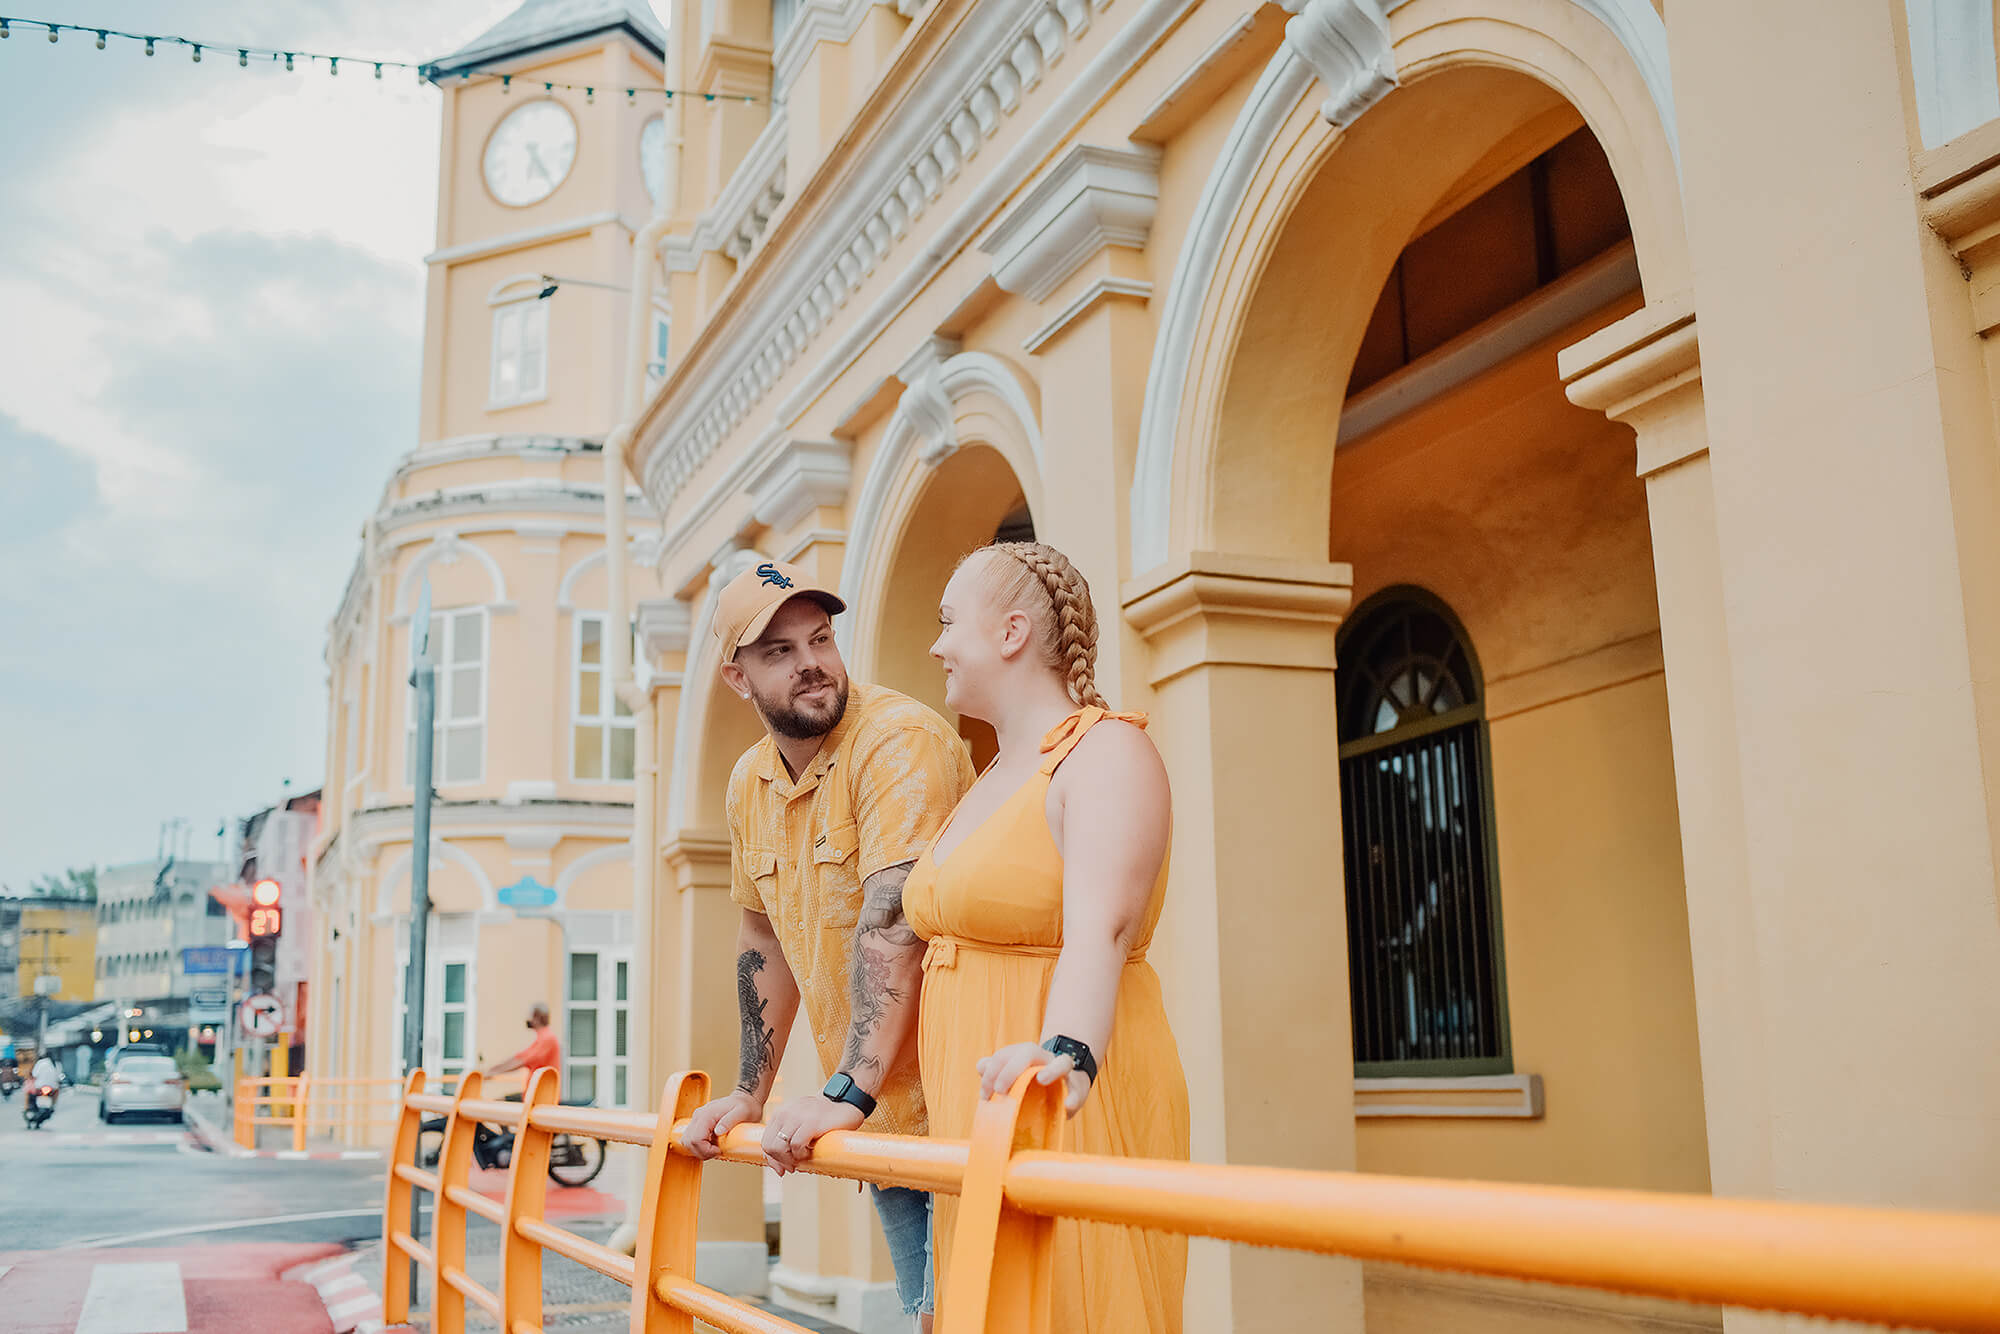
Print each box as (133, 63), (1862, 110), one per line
(418, 1), (670, 444)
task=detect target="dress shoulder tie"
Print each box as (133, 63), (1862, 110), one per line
(1039, 706), (1149, 773)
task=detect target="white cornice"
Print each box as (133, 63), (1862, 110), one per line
(637, 597), (693, 657)
(424, 210), (643, 266)
(344, 799), (636, 852)
(640, 0), (1138, 508)
(1021, 275), (1154, 353)
(376, 479), (655, 537)
(747, 437), (853, 532)
(980, 143), (1162, 303)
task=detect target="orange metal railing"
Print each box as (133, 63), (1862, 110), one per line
(386, 1066), (2000, 1334)
(236, 1075), (450, 1151)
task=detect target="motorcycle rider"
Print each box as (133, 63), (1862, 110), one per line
(28, 1052), (60, 1122)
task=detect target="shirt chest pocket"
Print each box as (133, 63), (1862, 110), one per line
(747, 849), (781, 916)
(814, 822), (861, 928)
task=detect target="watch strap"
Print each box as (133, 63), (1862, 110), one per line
(1041, 1035), (1098, 1084)
(822, 1072), (878, 1118)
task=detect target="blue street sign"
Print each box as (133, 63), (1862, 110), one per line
(497, 875), (557, 909)
(182, 946), (234, 974)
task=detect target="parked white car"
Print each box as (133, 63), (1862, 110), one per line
(100, 1055), (185, 1124)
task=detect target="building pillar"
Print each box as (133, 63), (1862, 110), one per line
(1122, 553), (1361, 1334)
(660, 833), (768, 1294)
(1661, 0), (2000, 1211)
(1561, 299), (1773, 1201)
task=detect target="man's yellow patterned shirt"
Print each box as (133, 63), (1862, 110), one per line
(726, 681), (976, 1136)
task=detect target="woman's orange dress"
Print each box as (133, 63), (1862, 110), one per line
(904, 707), (1190, 1333)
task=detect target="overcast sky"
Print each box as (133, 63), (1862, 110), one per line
(0, 2), (665, 889)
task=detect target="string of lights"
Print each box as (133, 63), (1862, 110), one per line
(0, 15), (769, 105)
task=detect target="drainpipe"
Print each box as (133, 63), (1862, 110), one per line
(604, 126), (681, 1255)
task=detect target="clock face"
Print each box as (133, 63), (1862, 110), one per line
(482, 100), (577, 207)
(640, 115), (666, 206)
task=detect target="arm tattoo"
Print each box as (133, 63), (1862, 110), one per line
(841, 863), (918, 1075)
(736, 948), (776, 1095)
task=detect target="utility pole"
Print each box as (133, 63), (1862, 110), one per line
(402, 577), (438, 1296)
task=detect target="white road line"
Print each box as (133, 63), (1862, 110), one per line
(0, 1264), (11, 1284)
(340, 1150), (381, 1159)
(326, 1294), (381, 1319)
(66, 1204), (427, 1249)
(76, 1261), (187, 1334)
(276, 1150), (310, 1160)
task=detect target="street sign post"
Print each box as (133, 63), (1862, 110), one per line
(189, 988), (230, 1028)
(240, 993), (283, 1041)
(403, 575), (438, 1294)
(182, 946), (233, 975)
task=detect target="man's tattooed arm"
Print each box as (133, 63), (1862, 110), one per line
(733, 912), (800, 1103)
(838, 862), (926, 1090)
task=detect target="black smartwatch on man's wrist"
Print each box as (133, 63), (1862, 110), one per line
(822, 1071), (878, 1118)
(1041, 1035), (1098, 1085)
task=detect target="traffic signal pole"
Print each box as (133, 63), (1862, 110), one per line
(402, 580), (437, 1300)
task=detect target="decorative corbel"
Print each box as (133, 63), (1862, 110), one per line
(1281, 0), (1397, 128)
(895, 336), (963, 465)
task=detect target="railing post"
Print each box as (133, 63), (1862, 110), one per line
(434, 1070), (482, 1334)
(629, 1070), (710, 1334)
(938, 1071), (1065, 1334)
(292, 1075), (310, 1153)
(233, 1078), (253, 1150)
(499, 1065), (561, 1334)
(382, 1069), (426, 1325)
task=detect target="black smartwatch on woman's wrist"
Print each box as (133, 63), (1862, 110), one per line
(1041, 1035), (1098, 1085)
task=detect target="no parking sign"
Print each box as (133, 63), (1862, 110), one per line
(240, 993), (284, 1040)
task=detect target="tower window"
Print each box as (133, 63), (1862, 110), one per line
(490, 300), (549, 408)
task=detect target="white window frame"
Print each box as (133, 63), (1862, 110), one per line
(563, 935), (632, 1108)
(489, 299), (549, 409)
(572, 612), (637, 783)
(407, 607), (487, 788)
(646, 310), (671, 391)
(392, 915), (478, 1083)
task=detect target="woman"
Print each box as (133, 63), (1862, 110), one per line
(904, 541), (1189, 1333)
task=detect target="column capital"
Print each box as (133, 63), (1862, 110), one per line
(1559, 294), (1704, 478)
(661, 831), (732, 892)
(1122, 552), (1353, 686)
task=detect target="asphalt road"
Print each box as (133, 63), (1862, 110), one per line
(0, 1085), (399, 1253)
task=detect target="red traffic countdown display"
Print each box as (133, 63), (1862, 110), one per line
(249, 905), (283, 937)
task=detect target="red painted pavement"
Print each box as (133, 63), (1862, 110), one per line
(467, 1164), (624, 1218)
(0, 1242), (344, 1334)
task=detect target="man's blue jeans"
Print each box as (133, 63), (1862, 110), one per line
(869, 1183), (934, 1317)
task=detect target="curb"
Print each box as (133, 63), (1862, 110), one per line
(184, 1103), (383, 1161)
(285, 1250), (386, 1334)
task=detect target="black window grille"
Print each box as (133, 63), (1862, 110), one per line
(1337, 590), (1510, 1075)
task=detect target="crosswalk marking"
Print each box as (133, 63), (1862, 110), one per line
(76, 1261), (186, 1334)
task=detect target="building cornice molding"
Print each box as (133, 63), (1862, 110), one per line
(1021, 275), (1154, 354)
(1122, 551), (1354, 687)
(376, 479), (655, 537)
(980, 143), (1162, 303)
(345, 799), (637, 853)
(661, 110), (791, 272)
(637, 0), (1173, 511)
(637, 596), (694, 657)
(1558, 293), (1701, 478)
(423, 210), (641, 267)
(747, 436), (854, 532)
(772, 0), (885, 91)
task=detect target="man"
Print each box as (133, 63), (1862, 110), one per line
(484, 1002), (560, 1089)
(683, 560), (975, 1330)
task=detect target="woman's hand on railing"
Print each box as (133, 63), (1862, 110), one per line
(680, 1089), (763, 1160)
(977, 1042), (1089, 1116)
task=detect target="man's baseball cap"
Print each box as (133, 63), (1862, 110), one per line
(714, 560), (847, 654)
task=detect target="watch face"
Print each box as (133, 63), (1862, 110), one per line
(640, 114), (666, 206)
(482, 100), (578, 207)
(825, 1073), (852, 1098)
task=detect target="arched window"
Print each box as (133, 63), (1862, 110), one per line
(1337, 589), (1510, 1075)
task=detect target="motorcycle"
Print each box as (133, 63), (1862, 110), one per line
(417, 1100), (606, 1187)
(0, 1069), (21, 1100)
(22, 1085), (56, 1129)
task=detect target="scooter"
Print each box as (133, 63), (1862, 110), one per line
(22, 1085), (56, 1129)
(0, 1069), (21, 1100)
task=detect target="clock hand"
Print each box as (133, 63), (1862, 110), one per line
(526, 143), (551, 185)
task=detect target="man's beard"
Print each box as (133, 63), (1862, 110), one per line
(755, 672), (849, 740)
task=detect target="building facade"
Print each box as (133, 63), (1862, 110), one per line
(611, 1), (2000, 1331)
(308, 3), (668, 1118)
(5, 896), (97, 1004)
(93, 858), (232, 1006)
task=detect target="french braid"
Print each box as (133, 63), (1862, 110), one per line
(975, 541), (1110, 710)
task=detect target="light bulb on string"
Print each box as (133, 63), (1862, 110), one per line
(329, 57), (338, 75)
(1, 20), (10, 38)
(626, 88), (635, 105)
(239, 49), (248, 67)
(96, 31), (106, 49)
(374, 63), (383, 79)
(144, 37), (155, 56)
(585, 86), (594, 103)
(543, 82), (552, 93)
(46, 24), (56, 43)
(191, 45), (201, 63)
(283, 52), (293, 71)
(501, 75), (511, 93)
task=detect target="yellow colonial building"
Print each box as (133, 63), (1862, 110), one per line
(612, 0), (2000, 1331)
(314, 0), (2000, 1330)
(309, 4), (671, 1113)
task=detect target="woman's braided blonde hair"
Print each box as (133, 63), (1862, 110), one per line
(965, 541), (1110, 710)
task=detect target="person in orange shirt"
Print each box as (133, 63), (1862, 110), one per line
(681, 559), (976, 1330)
(485, 1002), (560, 1087)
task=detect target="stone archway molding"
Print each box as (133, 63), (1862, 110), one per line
(394, 530), (511, 616)
(376, 839), (498, 915)
(837, 343), (1044, 670)
(662, 546), (767, 837)
(552, 841), (635, 909)
(1128, 0), (1680, 574)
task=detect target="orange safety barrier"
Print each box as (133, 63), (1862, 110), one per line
(236, 1074), (451, 1151)
(386, 1066), (2000, 1334)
